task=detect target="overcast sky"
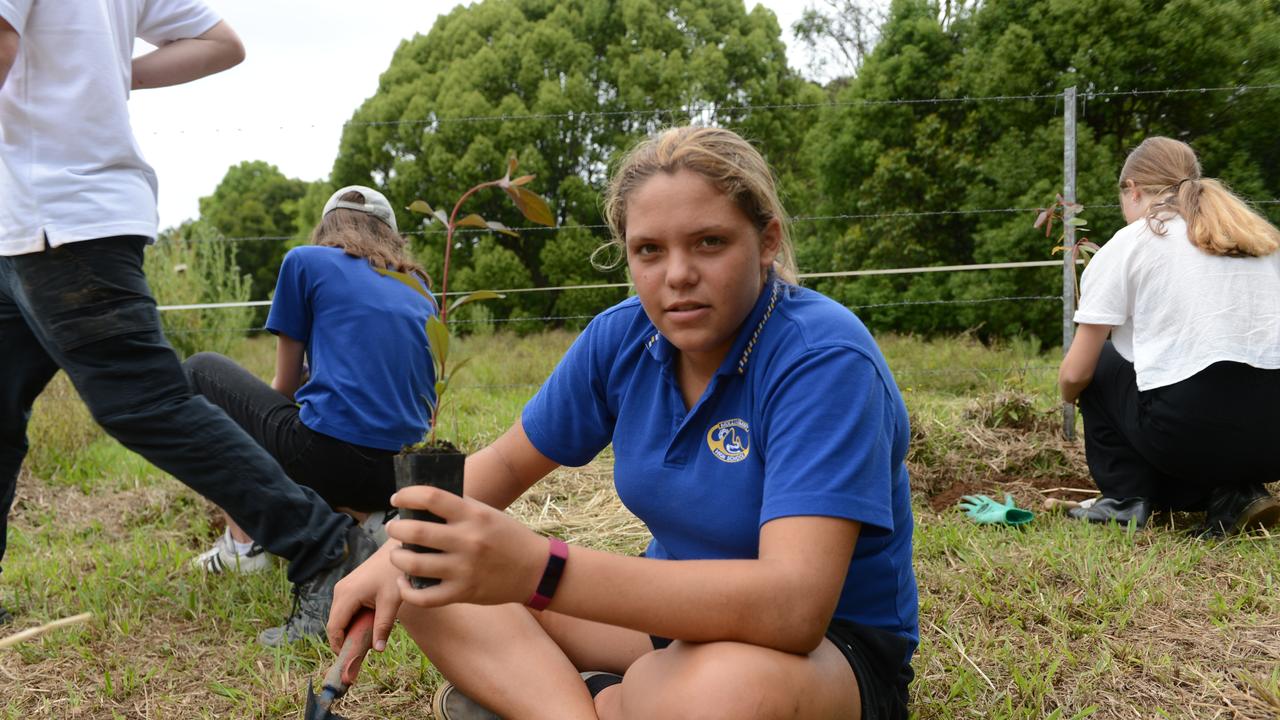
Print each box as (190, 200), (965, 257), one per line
(130, 0), (812, 230)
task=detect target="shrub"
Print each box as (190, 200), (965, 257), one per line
(144, 224), (254, 358)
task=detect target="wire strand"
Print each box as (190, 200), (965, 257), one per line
(143, 83), (1280, 136)
(176, 199), (1280, 244)
(158, 292), (1058, 317)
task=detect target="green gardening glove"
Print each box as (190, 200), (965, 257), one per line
(958, 493), (1034, 526)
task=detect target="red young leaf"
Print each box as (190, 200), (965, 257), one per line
(503, 185), (555, 227)
(455, 214), (489, 230)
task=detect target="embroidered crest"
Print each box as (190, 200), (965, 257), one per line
(706, 418), (750, 463)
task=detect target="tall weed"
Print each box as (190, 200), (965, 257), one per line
(144, 225), (254, 358)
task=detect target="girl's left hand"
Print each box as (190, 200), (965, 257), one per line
(386, 485), (548, 608)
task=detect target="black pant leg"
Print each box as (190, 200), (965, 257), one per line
(184, 351), (310, 464)
(9, 237), (350, 584)
(1078, 342), (1175, 500)
(185, 351), (396, 511)
(1144, 361), (1280, 500)
(0, 259), (61, 577)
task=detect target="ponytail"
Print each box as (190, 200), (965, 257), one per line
(1182, 178), (1279, 257)
(1121, 136), (1279, 258)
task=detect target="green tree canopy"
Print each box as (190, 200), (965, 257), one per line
(198, 160), (311, 308)
(332, 0), (818, 323)
(799, 0), (1280, 340)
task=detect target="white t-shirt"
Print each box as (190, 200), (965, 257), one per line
(0, 0), (219, 255)
(1074, 214), (1280, 391)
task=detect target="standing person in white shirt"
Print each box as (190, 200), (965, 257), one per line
(0, 1), (377, 641)
(1059, 136), (1280, 536)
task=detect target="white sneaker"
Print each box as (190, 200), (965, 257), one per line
(192, 530), (271, 574)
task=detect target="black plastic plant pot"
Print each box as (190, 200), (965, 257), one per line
(393, 446), (465, 589)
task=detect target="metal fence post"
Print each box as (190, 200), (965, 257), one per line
(1061, 86), (1077, 440)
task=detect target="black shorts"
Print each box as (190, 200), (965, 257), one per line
(650, 619), (912, 720)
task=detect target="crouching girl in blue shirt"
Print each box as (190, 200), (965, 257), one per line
(329, 127), (918, 720)
(183, 186), (436, 587)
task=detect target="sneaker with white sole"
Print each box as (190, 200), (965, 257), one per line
(192, 529), (270, 574)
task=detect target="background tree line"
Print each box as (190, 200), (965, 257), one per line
(185, 0), (1280, 341)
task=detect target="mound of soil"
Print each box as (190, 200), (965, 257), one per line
(909, 395), (1094, 512)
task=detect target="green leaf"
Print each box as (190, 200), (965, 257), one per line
(486, 220), (520, 238)
(426, 315), (450, 367)
(434, 380), (446, 397)
(434, 209), (449, 226)
(455, 213), (489, 230)
(448, 290), (504, 315)
(407, 200), (434, 215)
(504, 185), (555, 227)
(371, 266), (434, 304)
(1067, 217), (1088, 227)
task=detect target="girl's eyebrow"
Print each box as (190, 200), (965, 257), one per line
(628, 224), (732, 243)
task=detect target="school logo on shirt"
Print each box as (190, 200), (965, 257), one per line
(706, 419), (750, 463)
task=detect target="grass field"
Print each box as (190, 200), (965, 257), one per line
(2, 331), (1277, 719)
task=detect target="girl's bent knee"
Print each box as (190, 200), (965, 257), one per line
(619, 643), (782, 720)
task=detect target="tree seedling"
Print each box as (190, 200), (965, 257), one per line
(376, 154), (555, 449)
(1035, 193), (1098, 302)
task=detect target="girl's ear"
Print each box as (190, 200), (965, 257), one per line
(759, 218), (782, 270)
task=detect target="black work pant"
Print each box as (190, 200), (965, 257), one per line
(1078, 341), (1280, 510)
(183, 351), (396, 513)
(0, 236), (351, 584)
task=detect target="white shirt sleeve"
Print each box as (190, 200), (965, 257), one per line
(1073, 226), (1136, 326)
(137, 0), (220, 46)
(0, 0), (34, 33)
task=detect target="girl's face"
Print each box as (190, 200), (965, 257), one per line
(624, 169), (780, 372)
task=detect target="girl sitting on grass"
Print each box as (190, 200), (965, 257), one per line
(1059, 137), (1280, 535)
(329, 127), (919, 720)
(184, 186), (436, 577)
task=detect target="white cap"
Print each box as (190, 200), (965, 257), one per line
(323, 185), (398, 233)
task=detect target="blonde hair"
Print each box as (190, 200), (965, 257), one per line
(1120, 136), (1279, 257)
(312, 190), (429, 279)
(598, 126), (799, 283)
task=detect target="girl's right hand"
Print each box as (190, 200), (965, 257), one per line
(327, 540), (403, 654)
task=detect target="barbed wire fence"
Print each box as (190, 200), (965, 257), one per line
(56, 83), (1280, 439)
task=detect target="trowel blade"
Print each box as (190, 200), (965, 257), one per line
(303, 684), (348, 720)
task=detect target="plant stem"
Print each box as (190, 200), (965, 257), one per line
(441, 180), (500, 324)
(430, 179), (499, 445)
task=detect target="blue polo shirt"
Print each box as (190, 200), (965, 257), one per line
(522, 280), (919, 656)
(267, 245), (436, 451)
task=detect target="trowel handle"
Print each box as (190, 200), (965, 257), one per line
(322, 608), (376, 692)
